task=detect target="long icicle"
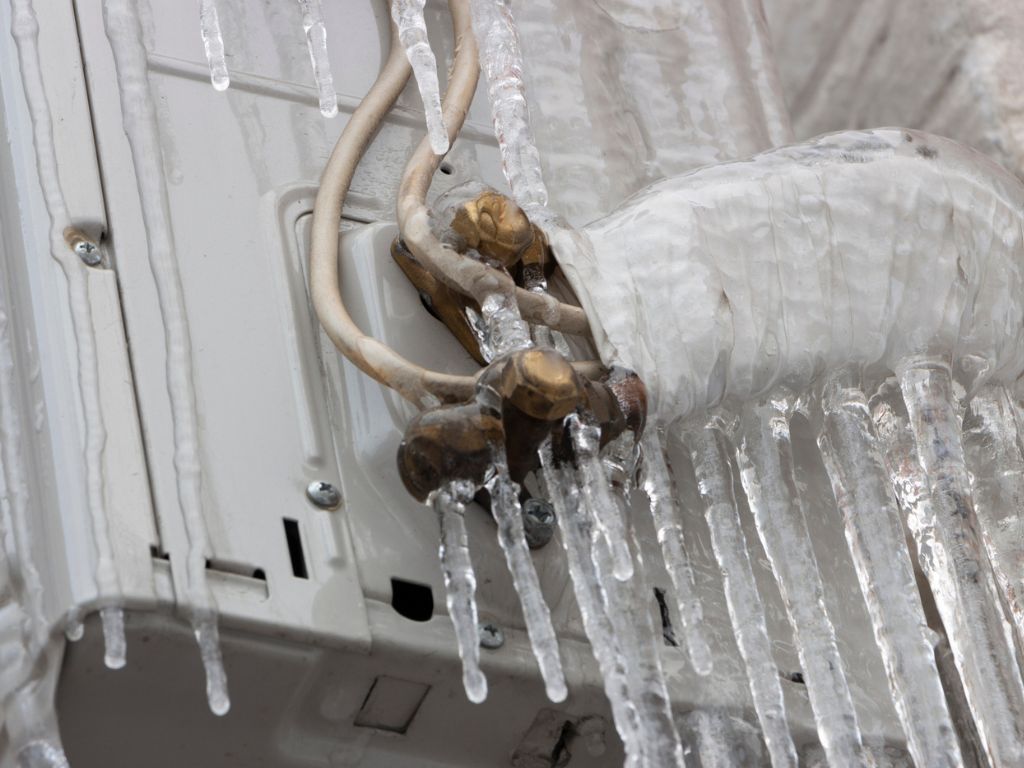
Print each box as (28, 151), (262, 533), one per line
(297, 0), (338, 117)
(733, 392), (866, 767)
(103, 0), (229, 715)
(686, 419), (799, 768)
(568, 413), (633, 580)
(487, 453), (567, 702)
(817, 372), (962, 767)
(467, 0), (547, 211)
(198, 0), (229, 91)
(896, 360), (1024, 765)
(390, 0), (449, 155)
(962, 385), (1024, 650)
(539, 442), (642, 767)
(433, 480), (487, 703)
(638, 425), (713, 676)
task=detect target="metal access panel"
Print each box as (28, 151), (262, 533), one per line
(0, 0), (910, 763)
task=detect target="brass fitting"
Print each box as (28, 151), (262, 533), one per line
(397, 404), (504, 502)
(498, 348), (584, 422)
(450, 190), (537, 269)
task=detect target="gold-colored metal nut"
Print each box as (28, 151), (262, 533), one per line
(499, 348), (584, 422)
(451, 191), (535, 268)
(397, 404), (504, 502)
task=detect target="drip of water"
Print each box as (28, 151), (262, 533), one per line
(539, 442), (643, 765)
(487, 457), (567, 702)
(686, 420), (799, 768)
(468, 0), (548, 210)
(962, 385), (1024, 650)
(567, 414), (633, 581)
(638, 426), (713, 676)
(895, 361), (1024, 765)
(297, 0), (338, 118)
(199, 0), (230, 91)
(816, 372), (962, 767)
(101, 607), (127, 670)
(390, 0), (449, 155)
(733, 393), (866, 767)
(433, 480), (488, 703)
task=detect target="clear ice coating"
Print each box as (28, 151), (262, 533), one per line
(468, 0), (548, 210)
(638, 426), (713, 676)
(199, 0), (230, 91)
(487, 455), (567, 702)
(816, 372), (962, 767)
(734, 393), (866, 768)
(567, 414), (634, 581)
(297, 0), (338, 118)
(962, 385), (1024, 651)
(390, 0), (449, 155)
(476, 293), (533, 362)
(432, 480), (488, 703)
(686, 420), (799, 768)
(103, 0), (230, 716)
(895, 362), (1024, 766)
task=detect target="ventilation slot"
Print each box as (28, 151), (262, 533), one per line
(283, 518), (309, 579)
(390, 578), (434, 622)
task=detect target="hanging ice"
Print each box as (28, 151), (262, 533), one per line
(297, 0), (338, 118)
(733, 393), (866, 768)
(487, 455), (567, 702)
(894, 362), (1024, 766)
(101, 607), (126, 670)
(433, 480), (487, 703)
(638, 425), (713, 676)
(390, 0), (449, 155)
(567, 414), (633, 581)
(103, 0), (230, 716)
(199, 0), (229, 91)
(468, 0), (548, 211)
(816, 372), (962, 767)
(962, 385), (1024, 650)
(685, 420), (799, 768)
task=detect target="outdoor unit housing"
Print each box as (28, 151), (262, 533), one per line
(0, 1), (913, 765)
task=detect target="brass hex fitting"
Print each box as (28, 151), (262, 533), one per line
(499, 348), (585, 422)
(450, 190), (536, 268)
(397, 404), (504, 502)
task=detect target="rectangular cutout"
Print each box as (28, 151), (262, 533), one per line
(283, 518), (309, 579)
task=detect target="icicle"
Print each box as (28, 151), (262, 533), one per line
(390, 0), (449, 155)
(103, 0), (230, 715)
(468, 0), (548, 211)
(567, 414), (633, 580)
(816, 373), (962, 768)
(733, 393), (866, 768)
(194, 611), (230, 716)
(894, 361), (1024, 765)
(962, 385), (1024, 650)
(13, 0), (125, 670)
(16, 741), (70, 768)
(199, 0), (230, 91)
(686, 420), (799, 768)
(638, 425), (713, 676)
(476, 293), (533, 362)
(101, 606), (126, 670)
(539, 442), (643, 766)
(487, 454), (567, 702)
(432, 480), (487, 703)
(296, 0), (338, 117)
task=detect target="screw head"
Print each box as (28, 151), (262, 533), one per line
(478, 622), (504, 649)
(522, 498), (556, 549)
(306, 480), (341, 510)
(74, 240), (101, 266)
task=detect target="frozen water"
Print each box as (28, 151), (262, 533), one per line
(433, 480), (487, 703)
(297, 0), (337, 118)
(390, 0), (449, 155)
(199, 0), (229, 91)
(101, 607), (127, 670)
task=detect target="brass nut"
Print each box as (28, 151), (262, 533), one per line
(499, 348), (584, 422)
(451, 191), (535, 268)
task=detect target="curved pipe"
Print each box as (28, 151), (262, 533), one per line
(396, 0), (591, 336)
(309, 15), (477, 406)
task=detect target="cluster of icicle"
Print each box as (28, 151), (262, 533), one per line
(197, 0), (452, 154)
